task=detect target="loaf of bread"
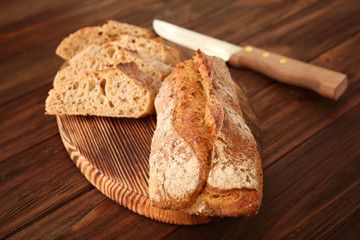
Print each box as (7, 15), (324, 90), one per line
(56, 20), (156, 60)
(45, 62), (161, 118)
(149, 50), (263, 216)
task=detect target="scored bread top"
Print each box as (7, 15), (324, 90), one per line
(149, 50), (262, 216)
(56, 20), (157, 60)
(185, 51), (263, 216)
(149, 60), (216, 210)
(194, 51), (261, 191)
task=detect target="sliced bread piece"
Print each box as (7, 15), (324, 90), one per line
(54, 52), (168, 90)
(46, 62), (161, 118)
(66, 45), (172, 83)
(56, 20), (156, 60)
(69, 36), (180, 67)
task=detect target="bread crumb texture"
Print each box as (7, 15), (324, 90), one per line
(46, 65), (156, 118)
(56, 20), (156, 60)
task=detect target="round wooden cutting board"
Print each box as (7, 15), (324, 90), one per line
(56, 84), (262, 225)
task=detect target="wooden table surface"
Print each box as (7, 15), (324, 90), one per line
(1, 0), (359, 239)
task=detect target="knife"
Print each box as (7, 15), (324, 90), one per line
(153, 19), (348, 100)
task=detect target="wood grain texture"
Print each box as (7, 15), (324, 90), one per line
(57, 115), (214, 225)
(1, 0), (359, 239)
(55, 83), (261, 225)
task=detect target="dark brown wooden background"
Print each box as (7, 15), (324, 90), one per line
(1, 0), (359, 239)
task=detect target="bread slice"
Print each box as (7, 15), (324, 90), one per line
(66, 44), (172, 83)
(45, 62), (161, 118)
(56, 20), (156, 60)
(69, 36), (180, 67)
(54, 49), (169, 90)
(149, 50), (263, 216)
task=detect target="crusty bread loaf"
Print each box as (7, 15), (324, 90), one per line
(149, 50), (263, 216)
(56, 20), (156, 60)
(46, 62), (161, 118)
(149, 59), (212, 210)
(69, 36), (180, 67)
(66, 43), (172, 82)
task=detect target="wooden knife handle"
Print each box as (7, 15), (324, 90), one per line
(228, 46), (348, 100)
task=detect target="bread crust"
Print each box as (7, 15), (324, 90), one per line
(149, 50), (263, 216)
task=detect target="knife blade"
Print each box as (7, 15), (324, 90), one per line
(153, 19), (240, 61)
(153, 19), (348, 100)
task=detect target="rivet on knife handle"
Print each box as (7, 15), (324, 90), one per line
(228, 45), (348, 100)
